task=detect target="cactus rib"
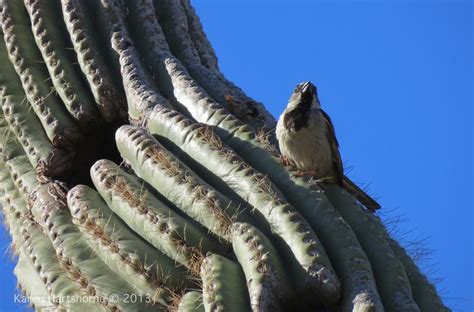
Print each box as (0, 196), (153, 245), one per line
(30, 181), (158, 312)
(91, 159), (221, 274)
(68, 184), (192, 306)
(60, 0), (126, 122)
(118, 125), (243, 242)
(200, 253), (251, 312)
(232, 222), (291, 312)
(0, 0), (82, 147)
(178, 0), (219, 73)
(143, 0), (276, 129)
(22, 0), (102, 130)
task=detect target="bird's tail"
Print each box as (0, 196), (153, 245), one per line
(342, 176), (381, 212)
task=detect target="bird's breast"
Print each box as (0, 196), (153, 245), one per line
(276, 112), (334, 175)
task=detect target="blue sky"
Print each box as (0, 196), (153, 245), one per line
(0, 0), (472, 311)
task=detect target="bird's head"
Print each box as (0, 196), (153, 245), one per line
(286, 81), (320, 110)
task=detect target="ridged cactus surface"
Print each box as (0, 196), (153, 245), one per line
(0, 0), (448, 311)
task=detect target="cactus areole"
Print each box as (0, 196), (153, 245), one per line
(0, 1), (448, 311)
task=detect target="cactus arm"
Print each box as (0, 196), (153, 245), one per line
(90, 159), (220, 273)
(323, 184), (420, 311)
(0, 0), (82, 147)
(67, 185), (192, 301)
(231, 222), (290, 312)
(178, 291), (205, 312)
(200, 253), (251, 312)
(60, 0), (127, 122)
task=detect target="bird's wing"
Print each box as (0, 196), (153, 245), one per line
(320, 110), (381, 211)
(320, 109), (344, 185)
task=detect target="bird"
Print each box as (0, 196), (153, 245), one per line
(276, 81), (381, 211)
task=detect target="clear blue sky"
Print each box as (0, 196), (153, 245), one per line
(0, 0), (472, 311)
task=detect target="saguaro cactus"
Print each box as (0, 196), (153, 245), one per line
(0, 0), (448, 311)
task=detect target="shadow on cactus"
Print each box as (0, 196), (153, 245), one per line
(0, 0), (448, 311)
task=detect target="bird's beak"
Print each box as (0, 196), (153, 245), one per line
(300, 82), (316, 99)
(301, 81), (311, 93)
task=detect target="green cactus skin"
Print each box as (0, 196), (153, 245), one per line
(0, 92), (71, 179)
(231, 222), (291, 312)
(0, 129), (24, 165)
(125, 0), (275, 131)
(0, 0), (82, 148)
(323, 184), (420, 312)
(60, 0), (127, 123)
(67, 184), (192, 304)
(0, 32), (71, 179)
(0, 119), (41, 206)
(14, 251), (56, 311)
(116, 125), (244, 242)
(90, 159), (221, 274)
(0, 179), (105, 312)
(0, 166), (25, 234)
(20, 221), (107, 312)
(22, 0), (102, 131)
(200, 253), (251, 312)
(0, 166), (12, 200)
(5, 153), (39, 204)
(364, 213), (451, 312)
(100, 0), (172, 124)
(0, 114), (23, 160)
(30, 181), (158, 312)
(116, 124), (341, 304)
(178, 291), (205, 312)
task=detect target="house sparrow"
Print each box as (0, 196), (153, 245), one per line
(276, 81), (380, 211)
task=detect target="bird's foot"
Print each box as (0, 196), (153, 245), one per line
(294, 170), (318, 177)
(280, 155), (293, 167)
